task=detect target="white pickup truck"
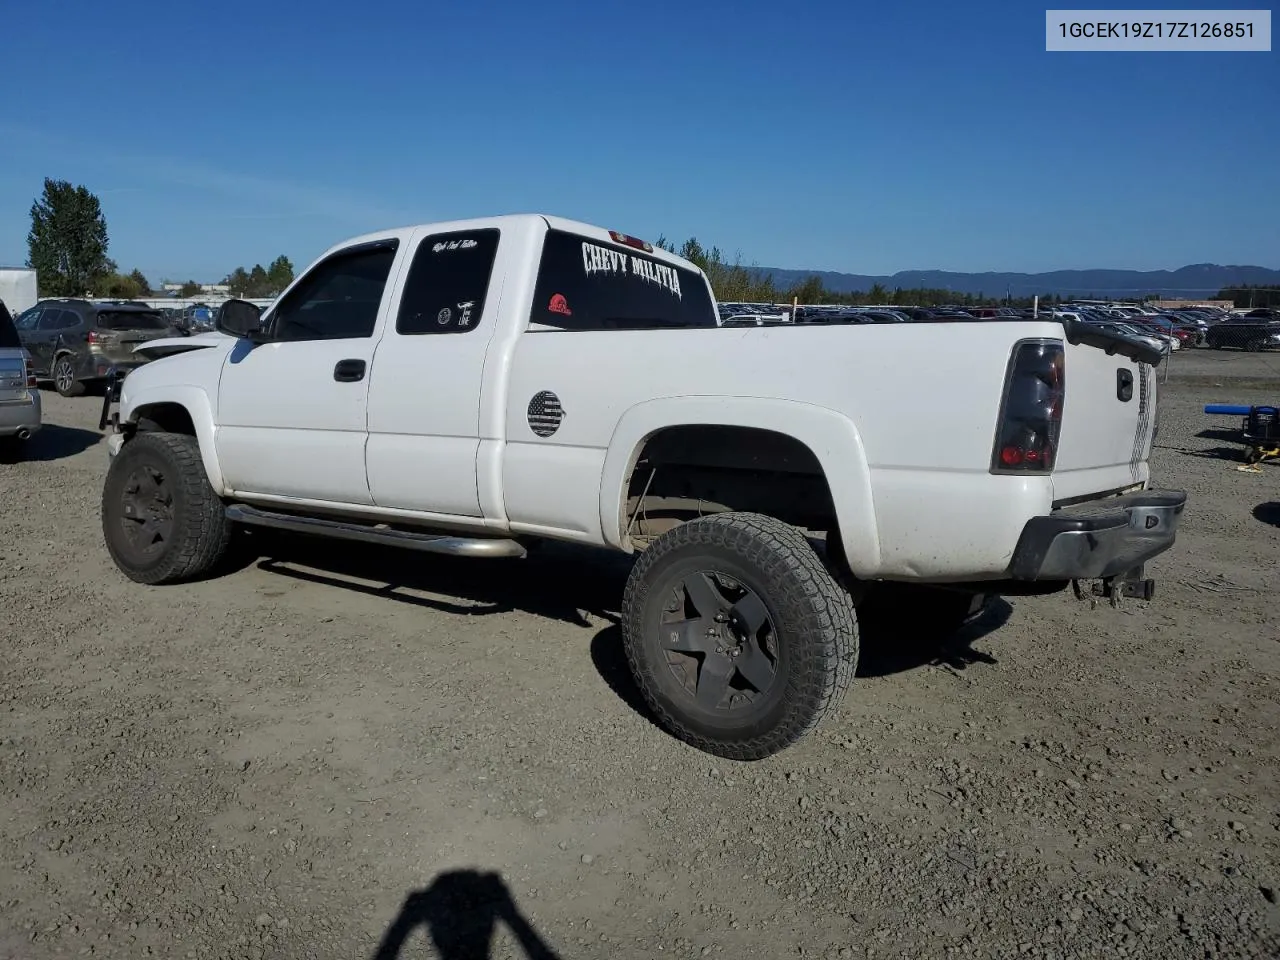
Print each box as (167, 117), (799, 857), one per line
(99, 214), (1186, 759)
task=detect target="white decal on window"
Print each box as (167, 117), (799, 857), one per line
(581, 241), (682, 300)
(433, 237), (480, 253)
(630, 254), (682, 300)
(457, 301), (475, 326)
(437, 307), (452, 325)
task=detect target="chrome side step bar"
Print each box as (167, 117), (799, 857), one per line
(225, 504), (527, 558)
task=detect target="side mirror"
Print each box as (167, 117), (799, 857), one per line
(215, 299), (267, 342)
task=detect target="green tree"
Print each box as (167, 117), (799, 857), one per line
(27, 178), (112, 296)
(179, 280), (202, 297)
(679, 238), (708, 271)
(249, 264), (269, 295)
(266, 255), (294, 294)
(789, 275), (827, 304)
(95, 272), (142, 299)
(129, 269), (152, 296)
(224, 266), (252, 297)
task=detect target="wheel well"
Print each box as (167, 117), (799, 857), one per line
(132, 403), (196, 436)
(622, 425), (836, 545)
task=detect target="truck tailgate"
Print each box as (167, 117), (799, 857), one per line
(1052, 340), (1158, 501)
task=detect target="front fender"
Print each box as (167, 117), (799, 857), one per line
(120, 384), (226, 496)
(597, 396), (882, 575)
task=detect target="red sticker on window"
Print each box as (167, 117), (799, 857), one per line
(548, 293), (572, 316)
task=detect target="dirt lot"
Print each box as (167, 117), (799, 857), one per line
(2, 362), (1278, 960)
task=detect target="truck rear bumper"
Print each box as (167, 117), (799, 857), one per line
(1008, 489), (1187, 581)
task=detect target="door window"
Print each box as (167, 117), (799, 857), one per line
(36, 309), (72, 330)
(268, 241), (399, 342)
(14, 307), (42, 331)
(46, 310), (82, 331)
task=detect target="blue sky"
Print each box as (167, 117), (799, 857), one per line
(1, 0), (1275, 282)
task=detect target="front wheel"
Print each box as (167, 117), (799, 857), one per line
(53, 356), (85, 397)
(102, 431), (234, 584)
(621, 512), (858, 760)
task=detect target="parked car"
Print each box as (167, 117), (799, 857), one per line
(98, 213), (1185, 760)
(11, 299), (172, 396)
(1137, 316), (1199, 346)
(183, 303), (216, 332)
(1085, 320), (1172, 355)
(1203, 315), (1280, 352)
(0, 299), (41, 455)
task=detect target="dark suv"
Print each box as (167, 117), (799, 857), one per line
(11, 299), (173, 396)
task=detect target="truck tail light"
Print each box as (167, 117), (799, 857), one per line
(609, 230), (654, 253)
(24, 357), (36, 388)
(991, 339), (1065, 474)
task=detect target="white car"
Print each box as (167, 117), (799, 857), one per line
(99, 214), (1187, 759)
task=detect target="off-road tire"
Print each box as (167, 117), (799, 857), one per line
(102, 431), (233, 584)
(53, 355), (85, 397)
(621, 512), (859, 760)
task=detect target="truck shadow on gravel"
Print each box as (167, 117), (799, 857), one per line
(255, 533), (1009, 727)
(256, 534), (630, 628)
(0, 423), (101, 463)
(591, 591), (1010, 728)
(372, 869), (562, 960)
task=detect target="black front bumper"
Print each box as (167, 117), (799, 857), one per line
(1009, 489), (1187, 581)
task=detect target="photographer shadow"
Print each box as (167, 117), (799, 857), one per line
(373, 869), (562, 960)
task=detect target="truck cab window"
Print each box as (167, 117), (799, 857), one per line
(530, 229), (718, 331)
(396, 229), (500, 335)
(269, 242), (399, 342)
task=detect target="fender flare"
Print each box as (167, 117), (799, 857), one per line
(597, 395), (882, 575)
(121, 385), (226, 496)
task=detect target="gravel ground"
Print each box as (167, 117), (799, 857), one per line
(1, 368), (1278, 960)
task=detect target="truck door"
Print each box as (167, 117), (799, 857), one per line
(215, 238), (403, 504)
(364, 226), (503, 517)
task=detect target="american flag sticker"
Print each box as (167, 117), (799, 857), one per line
(527, 391), (564, 438)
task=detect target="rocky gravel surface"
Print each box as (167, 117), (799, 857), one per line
(2, 376), (1278, 960)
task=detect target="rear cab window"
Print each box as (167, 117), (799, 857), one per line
(529, 229), (717, 331)
(96, 310), (168, 331)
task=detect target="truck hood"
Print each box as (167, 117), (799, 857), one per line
(133, 330), (235, 359)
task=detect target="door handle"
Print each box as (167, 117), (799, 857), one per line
(333, 359), (366, 382)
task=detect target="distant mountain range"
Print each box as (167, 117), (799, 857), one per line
(751, 263), (1280, 299)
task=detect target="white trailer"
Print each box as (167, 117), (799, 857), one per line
(0, 268), (38, 316)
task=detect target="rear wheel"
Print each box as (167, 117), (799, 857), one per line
(621, 512), (858, 760)
(102, 431), (233, 584)
(53, 355), (85, 397)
